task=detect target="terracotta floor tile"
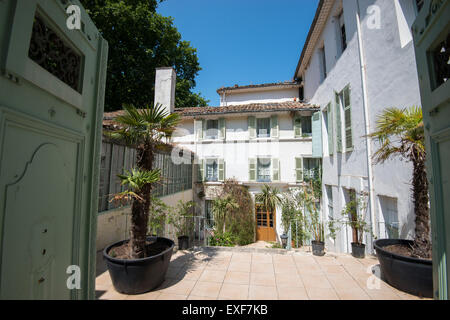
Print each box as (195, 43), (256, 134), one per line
(252, 253), (273, 264)
(272, 254), (294, 264)
(164, 279), (197, 296)
(275, 273), (303, 288)
(228, 261), (251, 272)
(335, 287), (372, 300)
(277, 286), (309, 300)
(157, 293), (187, 300)
(219, 284), (249, 300)
(300, 274), (333, 289)
(306, 287), (339, 300)
(250, 272), (276, 287)
(199, 269), (226, 283)
(248, 285), (278, 300)
(98, 288), (128, 300)
(274, 263), (298, 275)
(251, 262), (274, 274)
(190, 281), (223, 298)
(224, 271), (250, 285)
(187, 295), (217, 300)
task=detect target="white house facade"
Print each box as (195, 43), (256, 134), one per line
(294, 0), (424, 253)
(172, 100), (321, 243)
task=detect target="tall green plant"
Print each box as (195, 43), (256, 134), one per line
(341, 192), (371, 245)
(212, 195), (239, 234)
(368, 106), (430, 258)
(107, 103), (180, 258)
(167, 200), (196, 237)
(255, 184), (282, 214)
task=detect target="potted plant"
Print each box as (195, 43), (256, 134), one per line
(341, 192), (371, 259)
(212, 195), (239, 234)
(102, 104), (180, 294)
(369, 107), (432, 297)
(167, 200), (196, 250)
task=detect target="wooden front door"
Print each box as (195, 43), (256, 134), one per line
(255, 204), (276, 241)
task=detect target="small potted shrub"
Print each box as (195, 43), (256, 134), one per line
(310, 212), (325, 256)
(168, 200), (196, 250)
(341, 192), (371, 259)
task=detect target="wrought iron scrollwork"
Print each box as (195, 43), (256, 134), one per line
(28, 14), (83, 93)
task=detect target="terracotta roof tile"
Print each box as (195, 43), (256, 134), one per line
(174, 101), (318, 117)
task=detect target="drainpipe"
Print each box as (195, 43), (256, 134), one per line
(355, 0), (377, 248)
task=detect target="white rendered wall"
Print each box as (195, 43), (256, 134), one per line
(220, 88), (300, 106)
(302, 0), (421, 253)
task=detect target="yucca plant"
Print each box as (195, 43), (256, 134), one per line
(369, 106), (431, 258)
(106, 103), (180, 258)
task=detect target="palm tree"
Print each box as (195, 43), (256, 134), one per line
(369, 106), (431, 258)
(212, 195), (239, 233)
(256, 184), (282, 220)
(107, 104), (180, 258)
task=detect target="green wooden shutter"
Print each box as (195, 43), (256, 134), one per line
(295, 157), (303, 182)
(335, 92), (342, 153)
(294, 116), (302, 138)
(249, 158), (256, 182)
(271, 115), (279, 138)
(272, 158), (280, 182)
(312, 111), (323, 158)
(194, 119), (203, 141)
(248, 116), (256, 139)
(198, 159), (204, 182)
(219, 118), (226, 140)
(343, 86), (353, 151)
(327, 103), (334, 155)
(218, 159), (225, 181)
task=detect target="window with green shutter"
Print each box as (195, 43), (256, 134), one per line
(343, 86), (352, 151)
(194, 119), (203, 141)
(270, 115), (279, 138)
(295, 157), (303, 182)
(219, 118), (226, 140)
(326, 103), (333, 155)
(218, 159), (225, 181)
(198, 159), (205, 182)
(249, 158), (256, 181)
(272, 158), (280, 182)
(294, 116), (302, 138)
(335, 92), (342, 153)
(248, 116), (256, 139)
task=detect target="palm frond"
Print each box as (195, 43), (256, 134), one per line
(118, 168), (161, 192)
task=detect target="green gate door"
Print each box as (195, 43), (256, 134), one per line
(0, 0), (108, 299)
(413, 0), (450, 300)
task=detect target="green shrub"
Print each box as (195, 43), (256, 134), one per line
(209, 232), (235, 247)
(221, 179), (255, 245)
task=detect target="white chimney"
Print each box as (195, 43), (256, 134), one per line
(154, 67), (176, 114)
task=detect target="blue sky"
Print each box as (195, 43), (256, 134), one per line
(157, 0), (319, 106)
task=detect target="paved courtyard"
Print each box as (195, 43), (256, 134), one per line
(96, 248), (426, 300)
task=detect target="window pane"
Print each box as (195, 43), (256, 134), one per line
(257, 118), (271, 137)
(302, 116), (312, 135)
(257, 158), (271, 182)
(205, 159), (218, 181)
(205, 120), (219, 139)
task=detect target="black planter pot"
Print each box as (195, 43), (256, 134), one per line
(280, 234), (288, 248)
(178, 235), (190, 250)
(103, 236), (174, 295)
(312, 241), (325, 256)
(351, 242), (366, 258)
(374, 239), (433, 298)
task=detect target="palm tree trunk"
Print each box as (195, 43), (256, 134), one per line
(411, 149), (432, 259)
(129, 143), (154, 259)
